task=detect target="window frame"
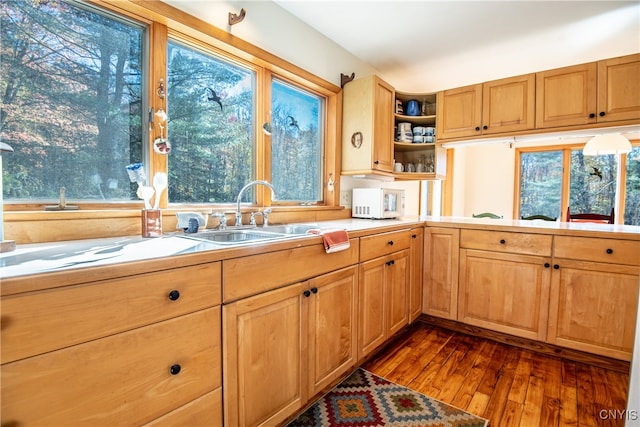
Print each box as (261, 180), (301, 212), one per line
(4, 0), (341, 213)
(514, 140), (639, 224)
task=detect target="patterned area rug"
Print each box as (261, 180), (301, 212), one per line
(287, 368), (488, 427)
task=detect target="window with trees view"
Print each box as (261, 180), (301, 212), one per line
(1, 0), (144, 202)
(166, 40), (255, 204)
(1, 0), (332, 209)
(517, 144), (640, 225)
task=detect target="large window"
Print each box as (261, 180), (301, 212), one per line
(0, 0), (144, 201)
(1, 1), (335, 211)
(517, 143), (640, 225)
(167, 40), (255, 204)
(271, 79), (323, 202)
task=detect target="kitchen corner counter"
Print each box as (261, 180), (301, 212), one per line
(423, 216), (640, 240)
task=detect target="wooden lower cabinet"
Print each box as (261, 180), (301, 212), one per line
(547, 259), (640, 361)
(458, 249), (552, 341)
(408, 227), (424, 322)
(358, 249), (410, 360)
(223, 266), (358, 427)
(423, 227), (460, 320)
(1, 308), (222, 427)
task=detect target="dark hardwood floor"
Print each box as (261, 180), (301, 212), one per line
(362, 321), (631, 427)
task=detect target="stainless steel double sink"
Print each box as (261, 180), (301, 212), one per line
(177, 224), (318, 246)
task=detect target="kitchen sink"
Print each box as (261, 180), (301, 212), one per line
(261, 224), (318, 235)
(176, 224), (317, 246)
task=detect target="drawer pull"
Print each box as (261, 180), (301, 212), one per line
(168, 290), (181, 301)
(386, 260), (395, 266)
(544, 263), (550, 268)
(499, 239), (506, 244)
(553, 264), (560, 270)
(170, 364), (181, 375)
(311, 287), (318, 294)
(606, 248), (613, 254)
(411, 234), (417, 239)
(387, 240), (394, 246)
(303, 290), (311, 298)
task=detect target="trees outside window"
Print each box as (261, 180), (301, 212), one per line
(166, 40), (255, 204)
(517, 144), (639, 225)
(1, 0), (144, 201)
(271, 80), (323, 202)
(519, 151), (562, 219)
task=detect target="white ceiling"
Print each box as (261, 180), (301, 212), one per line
(272, 0), (640, 91)
(166, 1), (640, 92)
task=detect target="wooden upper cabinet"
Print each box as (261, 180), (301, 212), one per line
(536, 53), (640, 128)
(342, 75), (394, 175)
(598, 53), (640, 122)
(437, 74), (535, 140)
(536, 62), (598, 128)
(437, 84), (483, 140)
(482, 74), (535, 135)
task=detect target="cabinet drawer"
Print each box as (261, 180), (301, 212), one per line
(1, 262), (221, 364)
(143, 388), (222, 427)
(223, 241), (359, 301)
(359, 229), (412, 261)
(1, 307), (221, 427)
(460, 229), (552, 256)
(554, 236), (640, 266)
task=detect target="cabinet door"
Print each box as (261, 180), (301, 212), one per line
(342, 75), (394, 174)
(387, 249), (410, 336)
(423, 227), (460, 320)
(358, 257), (387, 360)
(408, 228), (424, 323)
(547, 259), (639, 361)
(437, 84), (483, 139)
(373, 77), (395, 172)
(536, 62), (597, 128)
(458, 249), (551, 341)
(307, 266), (358, 396)
(597, 53), (640, 123)
(223, 283), (306, 427)
(482, 74), (535, 134)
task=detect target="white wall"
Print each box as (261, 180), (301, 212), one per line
(163, 0), (377, 87)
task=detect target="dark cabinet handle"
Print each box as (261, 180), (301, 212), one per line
(170, 364), (181, 375)
(311, 287), (318, 294)
(387, 240), (394, 246)
(553, 264), (560, 270)
(411, 234), (417, 239)
(475, 126), (481, 131)
(303, 290), (311, 298)
(606, 248), (613, 254)
(544, 263), (550, 268)
(168, 290), (180, 301)
(599, 111), (605, 117)
(499, 239), (506, 244)
(386, 260), (395, 266)
(374, 160), (379, 165)
(483, 125), (488, 130)
(589, 113), (596, 118)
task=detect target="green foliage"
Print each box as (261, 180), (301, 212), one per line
(1, 0), (143, 201)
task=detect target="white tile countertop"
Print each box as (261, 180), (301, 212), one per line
(2, 216), (638, 280)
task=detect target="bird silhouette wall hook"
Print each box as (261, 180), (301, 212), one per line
(229, 8), (246, 25)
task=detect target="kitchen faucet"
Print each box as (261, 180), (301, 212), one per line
(235, 180), (276, 227)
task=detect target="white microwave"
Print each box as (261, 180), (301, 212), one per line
(352, 188), (405, 219)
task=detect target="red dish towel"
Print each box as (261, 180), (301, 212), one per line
(307, 228), (350, 253)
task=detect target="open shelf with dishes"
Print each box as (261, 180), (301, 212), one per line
(393, 92), (444, 180)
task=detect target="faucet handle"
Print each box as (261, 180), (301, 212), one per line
(249, 212), (257, 227)
(210, 212), (227, 230)
(262, 208), (272, 226)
